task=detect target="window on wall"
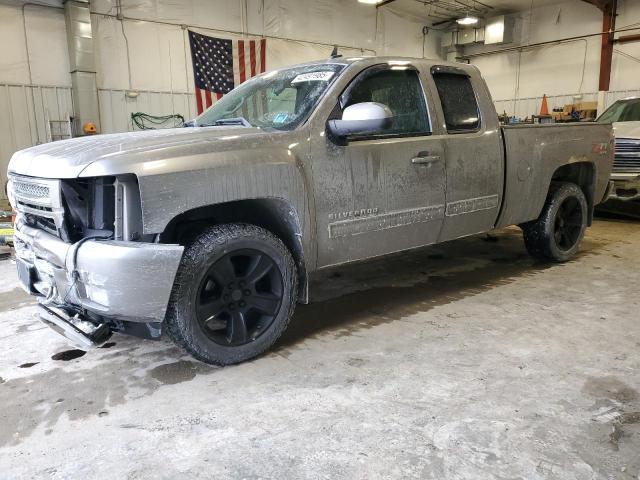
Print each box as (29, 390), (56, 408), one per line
(432, 72), (480, 132)
(343, 68), (431, 136)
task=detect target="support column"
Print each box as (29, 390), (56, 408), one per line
(64, 0), (100, 135)
(598, 0), (616, 92)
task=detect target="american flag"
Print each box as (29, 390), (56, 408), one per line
(188, 30), (266, 115)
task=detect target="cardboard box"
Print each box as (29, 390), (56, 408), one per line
(552, 112), (573, 122)
(575, 101), (598, 111)
(579, 110), (597, 120)
(563, 104), (574, 114)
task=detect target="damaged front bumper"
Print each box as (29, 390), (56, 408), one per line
(14, 217), (184, 346)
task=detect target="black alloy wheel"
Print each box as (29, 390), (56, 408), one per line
(165, 223), (298, 365)
(196, 249), (283, 346)
(521, 181), (588, 262)
(553, 196), (584, 252)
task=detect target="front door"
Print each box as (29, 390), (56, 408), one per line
(309, 64), (447, 267)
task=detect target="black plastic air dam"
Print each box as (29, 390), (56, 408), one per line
(38, 305), (112, 349)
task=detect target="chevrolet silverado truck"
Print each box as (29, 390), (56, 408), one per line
(7, 57), (614, 365)
(596, 97), (640, 217)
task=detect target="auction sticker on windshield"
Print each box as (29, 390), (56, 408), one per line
(273, 112), (290, 124)
(291, 71), (335, 84)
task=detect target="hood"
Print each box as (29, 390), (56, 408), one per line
(8, 126), (265, 179)
(612, 121), (640, 140)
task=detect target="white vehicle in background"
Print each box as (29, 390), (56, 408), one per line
(597, 97), (640, 215)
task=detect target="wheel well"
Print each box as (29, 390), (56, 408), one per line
(551, 162), (596, 225)
(160, 198), (308, 303)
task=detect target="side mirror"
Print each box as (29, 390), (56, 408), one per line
(327, 102), (393, 142)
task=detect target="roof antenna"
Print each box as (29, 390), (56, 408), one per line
(330, 45), (342, 58)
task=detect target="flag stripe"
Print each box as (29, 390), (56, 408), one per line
(249, 41), (257, 77)
(238, 40), (247, 84)
(250, 40), (259, 114)
(242, 42), (249, 117)
(240, 40), (249, 117)
(204, 89), (213, 108)
(253, 41), (259, 78)
(195, 87), (204, 115)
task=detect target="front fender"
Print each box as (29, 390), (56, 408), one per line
(138, 154), (310, 236)
(133, 137), (315, 277)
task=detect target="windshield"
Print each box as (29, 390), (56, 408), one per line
(194, 64), (345, 130)
(598, 98), (640, 123)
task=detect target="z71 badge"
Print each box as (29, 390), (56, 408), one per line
(591, 142), (609, 155)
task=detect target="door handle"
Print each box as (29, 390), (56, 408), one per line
(411, 154), (440, 165)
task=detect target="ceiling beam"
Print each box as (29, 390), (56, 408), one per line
(615, 33), (640, 44)
(581, 0), (613, 12)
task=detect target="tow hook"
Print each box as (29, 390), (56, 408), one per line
(38, 304), (112, 349)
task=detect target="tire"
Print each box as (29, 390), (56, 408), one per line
(165, 223), (298, 365)
(521, 182), (588, 262)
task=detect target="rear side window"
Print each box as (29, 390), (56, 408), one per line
(432, 72), (480, 132)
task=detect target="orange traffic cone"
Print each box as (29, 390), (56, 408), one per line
(540, 94), (550, 116)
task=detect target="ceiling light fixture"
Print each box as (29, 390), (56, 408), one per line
(358, 0), (384, 4)
(456, 15), (479, 25)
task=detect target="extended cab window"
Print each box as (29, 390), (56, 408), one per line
(432, 72), (480, 132)
(343, 68), (430, 136)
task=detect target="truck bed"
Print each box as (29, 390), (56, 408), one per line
(495, 123), (614, 228)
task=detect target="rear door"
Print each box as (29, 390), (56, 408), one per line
(428, 66), (504, 241)
(309, 63), (447, 267)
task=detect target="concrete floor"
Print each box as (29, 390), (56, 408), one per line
(0, 219), (639, 479)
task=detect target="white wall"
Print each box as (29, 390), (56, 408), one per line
(0, 3), (70, 86)
(0, 2), (72, 195)
(467, 0), (640, 118)
(89, 0), (438, 91)
(611, 0), (640, 91)
(0, 0), (437, 196)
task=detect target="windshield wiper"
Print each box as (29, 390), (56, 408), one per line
(200, 117), (253, 128)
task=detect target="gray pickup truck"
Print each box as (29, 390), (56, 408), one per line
(7, 57), (613, 365)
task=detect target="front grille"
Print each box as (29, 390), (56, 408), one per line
(614, 138), (640, 173)
(9, 175), (118, 243)
(12, 181), (50, 200)
(8, 175), (65, 239)
(17, 201), (53, 213)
